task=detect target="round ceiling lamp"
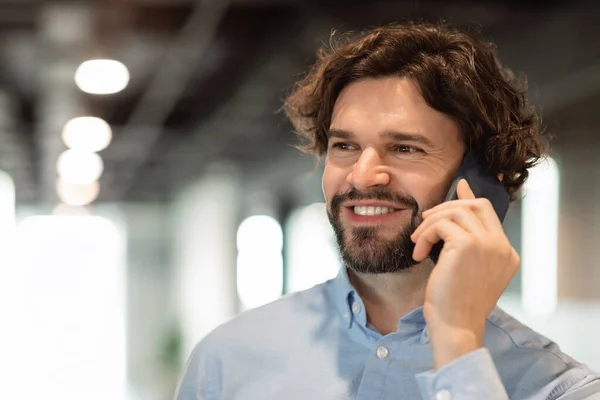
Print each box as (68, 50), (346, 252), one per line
(62, 116), (112, 152)
(74, 59), (130, 95)
(56, 149), (104, 185)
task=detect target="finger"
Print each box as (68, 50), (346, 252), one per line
(422, 198), (502, 232)
(411, 207), (485, 242)
(424, 199), (483, 216)
(457, 179), (476, 200)
(412, 219), (468, 262)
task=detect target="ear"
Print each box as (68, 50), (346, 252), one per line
(497, 173), (504, 182)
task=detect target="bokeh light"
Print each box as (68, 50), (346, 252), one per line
(62, 117), (112, 152)
(74, 59), (130, 95)
(56, 149), (104, 184)
(236, 215), (283, 309)
(56, 179), (100, 206)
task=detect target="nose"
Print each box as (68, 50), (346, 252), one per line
(346, 147), (390, 190)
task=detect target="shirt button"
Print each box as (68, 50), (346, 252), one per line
(352, 302), (361, 313)
(376, 346), (389, 359)
(436, 390), (452, 400)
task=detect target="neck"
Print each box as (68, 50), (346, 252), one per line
(347, 259), (434, 335)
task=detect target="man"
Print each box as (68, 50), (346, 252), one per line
(174, 22), (600, 399)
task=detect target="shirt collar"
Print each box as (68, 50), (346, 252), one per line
(329, 264), (429, 342)
(330, 263), (358, 328)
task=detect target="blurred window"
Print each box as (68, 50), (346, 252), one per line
(285, 203), (340, 293)
(0, 170), (15, 243)
(236, 215), (283, 310)
(0, 215), (127, 400)
(521, 157), (560, 316)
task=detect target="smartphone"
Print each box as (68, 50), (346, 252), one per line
(428, 151), (510, 264)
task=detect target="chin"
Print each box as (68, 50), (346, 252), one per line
(339, 225), (418, 274)
(328, 203), (420, 274)
(346, 224), (404, 240)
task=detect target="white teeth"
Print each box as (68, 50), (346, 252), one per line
(353, 206), (396, 216)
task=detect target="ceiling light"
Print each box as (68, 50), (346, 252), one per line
(74, 59), (130, 95)
(56, 180), (100, 207)
(56, 150), (104, 185)
(62, 117), (112, 152)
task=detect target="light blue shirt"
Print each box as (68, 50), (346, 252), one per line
(174, 266), (600, 399)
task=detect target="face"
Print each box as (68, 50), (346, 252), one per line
(323, 77), (466, 274)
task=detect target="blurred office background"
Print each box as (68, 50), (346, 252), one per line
(0, 0), (598, 399)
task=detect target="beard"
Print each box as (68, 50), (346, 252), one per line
(327, 187), (425, 275)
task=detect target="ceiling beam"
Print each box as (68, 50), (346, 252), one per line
(101, 0), (232, 201)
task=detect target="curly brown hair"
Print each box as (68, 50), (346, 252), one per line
(284, 21), (549, 200)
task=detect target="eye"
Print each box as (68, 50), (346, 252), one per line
(391, 144), (422, 154)
(330, 142), (357, 151)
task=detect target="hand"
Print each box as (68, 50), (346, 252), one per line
(410, 179), (520, 369)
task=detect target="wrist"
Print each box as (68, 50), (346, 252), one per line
(428, 323), (484, 370)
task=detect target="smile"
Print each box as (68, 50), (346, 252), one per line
(353, 206), (398, 216)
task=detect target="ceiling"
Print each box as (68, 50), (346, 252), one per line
(0, 0), (598, 205)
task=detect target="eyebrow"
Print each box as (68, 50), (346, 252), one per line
(326, 129), (434, 147)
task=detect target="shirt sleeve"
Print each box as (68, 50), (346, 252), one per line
(415, 347), (509, 400)
(554, 372), (600, 399)
(173, 343), (207, 400)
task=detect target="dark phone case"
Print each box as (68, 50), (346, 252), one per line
(428, 152), (510, 264)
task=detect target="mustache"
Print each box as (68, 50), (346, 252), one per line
(330, 187), (420, 215)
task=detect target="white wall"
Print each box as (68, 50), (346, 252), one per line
(170, 164), (241, 358)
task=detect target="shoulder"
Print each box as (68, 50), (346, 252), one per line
(176, 278), (348, 399)
(194, 279), (337, 358)
(484, 307), (598, 398)
(180, 280), (340, 397)
(485, 307), (579, 365)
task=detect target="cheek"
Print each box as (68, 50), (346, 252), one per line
(395, 169), (452, 209)
(425, 182), (452, 208)
(322, 163), (347, 202)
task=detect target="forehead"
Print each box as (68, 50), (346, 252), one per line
(330, 77), (460, 141)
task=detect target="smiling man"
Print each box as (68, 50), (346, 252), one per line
(174, 22), (600, 400)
